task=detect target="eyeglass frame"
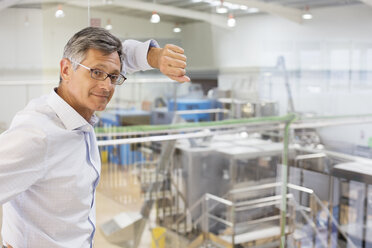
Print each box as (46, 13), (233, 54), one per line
(71, 60), (127, 85)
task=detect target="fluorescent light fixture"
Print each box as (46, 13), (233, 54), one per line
(55, 4), (65, 18)
(227, 14), (236, 27)
(150, 11), (160, 23)
(247, 7), (259, 13)
(240, 5), (248, 10)
(302, 13), (313, 20)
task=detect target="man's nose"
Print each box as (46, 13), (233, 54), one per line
(99, 77), (114, 90)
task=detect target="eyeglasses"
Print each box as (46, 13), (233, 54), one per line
(72, 61), (126, 85)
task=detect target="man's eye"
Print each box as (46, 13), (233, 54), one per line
(92, 70), (104, 78)
(110, 75), (119, 81)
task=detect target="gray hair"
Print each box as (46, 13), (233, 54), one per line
(62, 26), (123, 73)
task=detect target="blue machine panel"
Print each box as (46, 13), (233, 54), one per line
(168, 99), (214, 122)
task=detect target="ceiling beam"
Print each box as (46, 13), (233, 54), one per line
(0, 0), (22, 12)
(360, 0), (372, 7)
(67, 0), (229, 29)
(226, 0), (303, 24)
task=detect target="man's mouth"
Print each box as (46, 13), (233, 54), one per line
(91, 93), (109, 99)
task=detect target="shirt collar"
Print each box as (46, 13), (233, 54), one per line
(47, 88), (99, 130)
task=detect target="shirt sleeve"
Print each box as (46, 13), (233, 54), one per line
(121, 39), (160, 74)
(0, 125), (47, 205)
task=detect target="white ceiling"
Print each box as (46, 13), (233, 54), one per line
(1, 0), (366, 26)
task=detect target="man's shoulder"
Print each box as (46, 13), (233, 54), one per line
(10, 95), (61, 132)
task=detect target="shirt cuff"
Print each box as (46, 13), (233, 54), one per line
(136, 39), (160, 71)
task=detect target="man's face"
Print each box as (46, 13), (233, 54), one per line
(62, 49), (121, 116)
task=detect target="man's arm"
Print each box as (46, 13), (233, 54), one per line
(121, 40), (190, 83)
(0, 124), (47, 205)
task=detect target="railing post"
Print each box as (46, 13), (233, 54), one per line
(280, 114), (296, 248)
(231, 204), (235, 247)
(202, 195), (207, 241)
(310, 193), (317, 248)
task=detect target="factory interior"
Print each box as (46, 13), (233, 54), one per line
(1, 0), (372, 247)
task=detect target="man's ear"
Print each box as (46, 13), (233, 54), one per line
(60, 58), (73, 83)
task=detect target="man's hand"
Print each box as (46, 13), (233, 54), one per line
(147, 44), (190, 83)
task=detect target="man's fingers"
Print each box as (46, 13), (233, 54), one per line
(163, 56), (186, 69)
(164, 44), (184, 54)
(169, 75), (191, 83)
(159, 44), (190, 83)
(163, 45), (187, 62)
(165, 50), (187, 62)
(163, 67), (186, 77)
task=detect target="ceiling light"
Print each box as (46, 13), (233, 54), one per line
(227, 14), (236, 27)
(173, 26), (181, 33)
(173, 23), (181, 33)
(105, 0), (113, 4)
(223, 2), (233, 8)
(210, 0), (220, 6)
(240, 132), (248, 138)
(55, 4), (65, 18)
(302, 13), (312, 20)
(24, 16), (30, 27)
(150, 11), (160, 23)
(240, 5), (248, 10)
(105, 18), (112, 30)
(216, 0), (228, 14)
(231, 4), (240, 10)
(302, 6), (313, 20)
(247, 7), (259, 13)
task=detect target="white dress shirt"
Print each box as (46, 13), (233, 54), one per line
(0, 39), (159, 248)
(122, 39), (159, 74)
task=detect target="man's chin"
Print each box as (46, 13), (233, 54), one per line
(95, 105), (108, 111)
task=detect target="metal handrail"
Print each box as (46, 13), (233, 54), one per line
(205, 193), (233, 206)
(235, 194), (294, 212)
(235, 194), (292, 207)
(207, 214), (233, 227)
(229, 182), (314, 196)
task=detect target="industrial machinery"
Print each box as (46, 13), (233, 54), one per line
(97, 115), (372, 248)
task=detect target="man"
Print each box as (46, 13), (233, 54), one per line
(0, 27), (189, 248)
